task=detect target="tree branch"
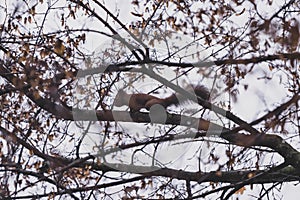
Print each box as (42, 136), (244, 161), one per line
(77, 52), (300, 76)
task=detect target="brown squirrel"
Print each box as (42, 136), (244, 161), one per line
(113, 85), (210, 112)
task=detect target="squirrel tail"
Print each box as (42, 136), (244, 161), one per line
(193, 84), (210, 101)
(162, 84), (210, 107)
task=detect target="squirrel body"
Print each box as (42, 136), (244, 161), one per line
(114, 85), (210, 112)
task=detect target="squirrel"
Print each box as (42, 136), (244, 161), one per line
(113, 84), (210, 112)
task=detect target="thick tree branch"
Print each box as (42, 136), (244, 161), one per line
(77, 52), (300, 76)
(226, 93), (300, 135)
